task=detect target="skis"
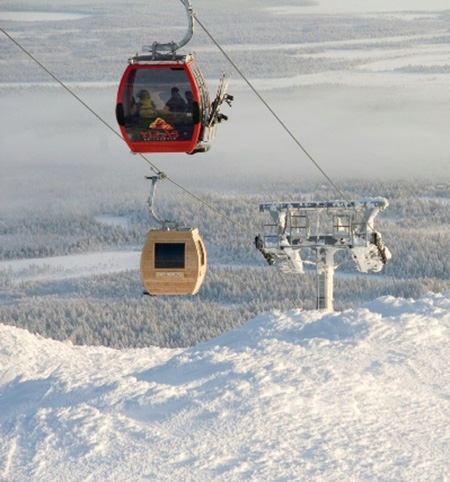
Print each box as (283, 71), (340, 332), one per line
(207, 74), (233, 127)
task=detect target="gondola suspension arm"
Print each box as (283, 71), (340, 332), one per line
(143, 0), (194, 57)
(146, 174), (179, 230)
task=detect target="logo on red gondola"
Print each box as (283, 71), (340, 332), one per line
(140, 117), (180, 141)
(150, 118), (173, 130)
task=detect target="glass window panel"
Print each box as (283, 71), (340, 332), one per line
(155, 243), (185, 269)
(121, 67), (195, 143)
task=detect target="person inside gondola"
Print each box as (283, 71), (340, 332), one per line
(165, 87), (187, 113)
(136, 89), (156, 117)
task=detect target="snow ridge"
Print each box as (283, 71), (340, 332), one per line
(1, 291), (450, 481)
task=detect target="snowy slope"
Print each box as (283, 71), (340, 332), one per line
(1, 292), (450, 481)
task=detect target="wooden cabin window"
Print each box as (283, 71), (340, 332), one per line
(155, 243), (185, 269)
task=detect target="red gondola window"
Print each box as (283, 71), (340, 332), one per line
(118, 66), (197, 146)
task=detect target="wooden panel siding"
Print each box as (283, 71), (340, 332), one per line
(140, 228), (207, 295)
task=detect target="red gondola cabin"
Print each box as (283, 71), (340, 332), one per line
(116, 54), (211, 154)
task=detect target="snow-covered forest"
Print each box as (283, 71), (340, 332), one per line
(1, 0), (450, 479)
(1, 0), (450, 347)
(2, 180), (450, 348)
(1, 0), (450, 348)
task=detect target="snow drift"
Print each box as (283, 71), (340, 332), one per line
(1, 292), (450, 481)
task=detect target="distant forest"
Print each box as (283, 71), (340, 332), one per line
(1, 179), (450, 349)
(2, 2), (450, 348)
(2, 1), (450, 83)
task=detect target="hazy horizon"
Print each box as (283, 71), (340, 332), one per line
(1, 0), (450, 215)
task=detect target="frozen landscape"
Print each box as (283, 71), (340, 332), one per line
(1, 291), (450, 481)
(1, 0), (450, 480)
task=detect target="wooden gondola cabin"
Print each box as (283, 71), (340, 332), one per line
(140, 228), (207, 295)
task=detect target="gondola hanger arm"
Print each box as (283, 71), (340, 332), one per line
(145, 174), (180, 230)
(142, 0), (194, 56)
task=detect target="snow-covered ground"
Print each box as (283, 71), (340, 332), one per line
(0, 251), (140, 284)
(1, 291), (450, 481)
(1, 1), (450, 479)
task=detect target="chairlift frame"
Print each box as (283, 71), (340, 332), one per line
(256, 198), (391, 310)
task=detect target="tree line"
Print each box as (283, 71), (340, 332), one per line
(1, 179), (450, 349)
